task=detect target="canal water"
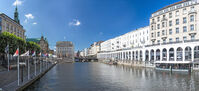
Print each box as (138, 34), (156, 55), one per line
(24, 62), (199, 91)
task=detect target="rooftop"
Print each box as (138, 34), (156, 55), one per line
(26, 38), (41, 43)
(153, 0), (191, 14)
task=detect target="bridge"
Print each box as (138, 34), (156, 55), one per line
(75, 56), (98, 62)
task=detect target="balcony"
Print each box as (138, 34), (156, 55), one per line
(161, 34), (167, 39)
(151, 36), (156, 41)
(189, 30), (197, 35)
(151, 21), (156, 24)
(161, 18), (167, 22)
(188, 10), (197, 15)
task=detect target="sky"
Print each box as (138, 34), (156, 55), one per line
(0, 0), (181, 51)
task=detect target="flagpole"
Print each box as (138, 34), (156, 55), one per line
(17, 48), (20, 86)
(35, 50), (36, 76)
(7, 44), (9, 71)
(28, 56), (30, 80)
(39, 49), (41, 73)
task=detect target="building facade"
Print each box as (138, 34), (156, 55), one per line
(0, 7), (25, 39)
(56, 41), (74, 60)
(26, 36), (49, 54)
(97, 0), (199, 71)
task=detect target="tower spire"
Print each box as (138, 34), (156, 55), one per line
(14, 2), (20, 24)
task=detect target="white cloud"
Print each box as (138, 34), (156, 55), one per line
(69, 19), (81, 26)
(25, 13), (34, 19)
(24, 13), (34, 23)
(13, 0), (22, 6)
(33, 22), (37, 25)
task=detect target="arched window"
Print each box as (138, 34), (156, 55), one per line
(136, 51), (138, 61)
(140, 51), (143, 61)
(162, 48), (167, 61)
(156, 49), (160, 61)
(145, 50), (149, 61)
(185, 47), (191, 61)
(150, 50), (154, 61)
(169, 48), (174, 61)
(177, 47), (183, 61)
(194, 46), (199, 61)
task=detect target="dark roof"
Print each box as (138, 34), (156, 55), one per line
(26, 38), (40, 43)
(153, 0), (190, 14)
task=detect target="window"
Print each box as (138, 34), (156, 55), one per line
(169, 38), (173, 42)
(151, 25), (154, 30)
(152, 19), (154, 23)
(162, 30), (165, 35)
(176, 10), (179, 16)
(176, 19), (179, 25)
(183, 8), (187, 14)
(157, 40), (160, 44)
(163, 39), (166, 43)
(157, 17), (160, 22)
(183, 17), (187, 24)
(169, 21), (172, 26)
(191, 6), (194, 11)
(183, 26), (187, 32)
(157, 24), (160, 29)
(169, 29), (172, 35)
(163, 15), (166, 19)
(190, 25), (194, 31)
(162, 22), (165, 27)
(176, 28), (179, 34)
(190, 15), (194, 22)
(157, 32), (160, 37)
(176, 37), (179, 42)
(151, 33), (154, 37)
(183, 36), (187, 41)
(191, 35), (195, 40)
(169, 13), (172, 18)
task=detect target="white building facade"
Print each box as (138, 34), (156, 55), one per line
(97, 0), (199, 71)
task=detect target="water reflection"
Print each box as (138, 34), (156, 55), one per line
(24, 63), (199, 91)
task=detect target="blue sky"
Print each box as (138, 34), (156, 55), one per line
(0, 0), (181, 51)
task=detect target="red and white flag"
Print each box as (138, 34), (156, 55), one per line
(13, 48), (19, 56)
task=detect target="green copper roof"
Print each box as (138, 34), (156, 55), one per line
(26, 38), (40, 43)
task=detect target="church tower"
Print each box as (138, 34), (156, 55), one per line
(14, 6), (20, 24)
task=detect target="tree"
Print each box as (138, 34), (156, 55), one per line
(26, 41), (41, 55)
(0, 32), (40, 55)
(0, 32), (26, 54)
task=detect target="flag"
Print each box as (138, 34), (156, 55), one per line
(21, 51), (29, 56)
(39, 52), (42, 56)
(13, 48), (19, 56)
(32, 51), (36, 57)
(5, 45), (9, 53)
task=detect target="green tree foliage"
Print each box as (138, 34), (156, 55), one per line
(26, 41), (41, 55)
(0, 32), (41, 55)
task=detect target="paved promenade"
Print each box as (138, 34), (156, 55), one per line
(0, 58), (55, 91)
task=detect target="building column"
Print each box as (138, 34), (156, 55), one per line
(154, 50), (156, 61)
(174, 48), (177, 61)
(192, 47), (194, 62)
(183, 48), (185, 62)
(138, 51), (140, 61)
(160, 49), (162, 61)
(149, 50), (151, 62)
(143, 50), (145, 62)
(131, 51), (133, 61)
(167, 48), (169, 61)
